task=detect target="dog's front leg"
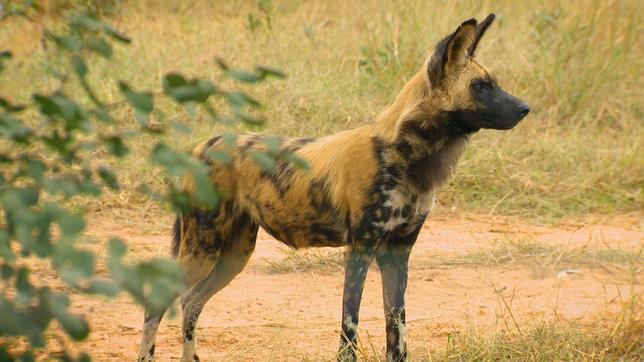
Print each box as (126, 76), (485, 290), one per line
(376, 243), (412, 362)
(337, 246), (375, 361)
(375, 226), (421, 362)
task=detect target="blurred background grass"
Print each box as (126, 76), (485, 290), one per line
(1, 0), (642, 222)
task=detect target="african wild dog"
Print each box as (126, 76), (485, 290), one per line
(138, 13), (529, 362)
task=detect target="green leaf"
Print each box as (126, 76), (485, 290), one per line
(16, 268), (35, 303)
(48, 34), (82, 52)
(162, 72), (187, 89)
(118, 81), (154, 113)
(255, 65), (287, 79)
(102, 135), (129, 157)
(71, 55), (87, 77)
(169, 120), (192, 133)
(86, 36), (113, 58)
(204, 149), (232, 164)
(103, 24), (132, 44)
(263, 136), (281, 153)
(194, 79), (217, 101)
(108, 238), (127, 259)
(57, 211), (85, 236)
(237, 111), (264, 125)
(150, 143), (189, 176)
(97, 165), (119, 190)
(71, 250), (94, 278)
(92, 109), (113, 123)
(285, 153), (310, 171)
(0, 113), (33, 142)
(224, 68), (262, 83)
(70, 14), (103, 31)
(57, 313), (87, 337)
(163, 73), (217, 103)
(0, 50), (12, 72)
(33, 93), (90, 132)
(6, 186), (40, 207)
(190, 167), (219, 207)
(0, 96), (27, 112)
(0, 297), (23, 335)
(26, 159), (46, 183)
(0, 263), (14, 280)
(249, 151), (276, 171)
(221, 132), (238, 146)
(226, 91), (261, 110)
(87, 278), (119, 297)
(0, 230), (14, 262)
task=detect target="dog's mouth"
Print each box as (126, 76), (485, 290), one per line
(479, 117), (521, 130)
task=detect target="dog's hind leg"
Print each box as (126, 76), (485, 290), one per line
(138, 309), (167, 361)
(138, 245), (220, 362)
(180, 214), (258, 362)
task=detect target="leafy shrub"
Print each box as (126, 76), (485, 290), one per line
(0, 9), (289, 360)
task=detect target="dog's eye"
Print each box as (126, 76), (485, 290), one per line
(472, 80), (491, 91)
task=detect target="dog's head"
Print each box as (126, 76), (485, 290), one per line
(426, 14), (529, 131)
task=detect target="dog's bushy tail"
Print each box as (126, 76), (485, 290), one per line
(171, 215), (181, 259)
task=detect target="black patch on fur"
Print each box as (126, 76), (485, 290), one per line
(395, 140), (413, 159)
(240, 134), (261, 152)
(308, 179), (334, 212)
(352, 138), (402, 246)
(397, 114), (476, 193)
(264, 159), (295, 197)
(194, 208), (219, 229)
(309, 222), (342, 244)
(260, 137), (316, 197)
(148, 344), (155, 356)
(227, 211), (253, 247)
(406, 135), (464, 193)
(199, 135), (222, 165)
(206, 136), (221, 148)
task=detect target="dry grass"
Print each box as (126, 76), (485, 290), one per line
(425, 239), (643, 279)
(261, 248), (345, 274)
(263, 240), (642, 278)
(352, 281), (643, 361)
(0, 0), (642, 221)
(432, 297), (643, 361)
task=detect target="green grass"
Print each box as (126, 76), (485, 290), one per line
(0, 0), (642, 221)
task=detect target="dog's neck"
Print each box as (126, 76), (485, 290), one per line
(389, 112), (474, 194)
(369, 70), (481, 193)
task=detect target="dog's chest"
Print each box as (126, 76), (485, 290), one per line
(372, 185), (434, 232)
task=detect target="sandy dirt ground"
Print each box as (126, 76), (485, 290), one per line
(26, 211), (643, 361)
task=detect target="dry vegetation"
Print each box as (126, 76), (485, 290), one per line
(1, 0), (642, 221)
(1, 0), (642, 360)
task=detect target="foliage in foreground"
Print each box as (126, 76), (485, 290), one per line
(0, 8), (290, 360)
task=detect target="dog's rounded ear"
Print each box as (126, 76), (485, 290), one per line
(427, 18), (477, 87)
(468, 13), (496, 57)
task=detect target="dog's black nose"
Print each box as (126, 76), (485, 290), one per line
(516, 103), (530, 117)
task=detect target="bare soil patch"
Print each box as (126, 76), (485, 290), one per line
(33, 212), (642, 361)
